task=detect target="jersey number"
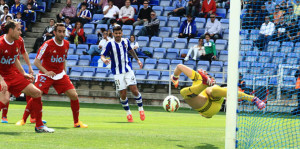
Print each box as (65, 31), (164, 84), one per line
(115, 80), (120, 90)
(40, 76), (47, 83)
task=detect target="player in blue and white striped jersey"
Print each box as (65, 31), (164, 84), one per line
(101, 26), (145, 122)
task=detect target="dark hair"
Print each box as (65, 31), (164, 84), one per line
(81, 2), (87, 7)
(4, 20), (17, 34)
(27, 3), (32, 6)
(75, 21), (82, 28)
(110, 19), (117, 24)
(113, 26), (122, 32)
(50, 19), (56, 23)
(108, 0), (113, 3)
(204, 33), (210, 38)
(54, 23), (65, 31)
(5, 15), (12, 20)
(64, 16), (70, 20)
(3, 6), (8, 9)
(186, 14), (192, 18)
(17, 12), (22, 15)
(130, 35), (135, 41)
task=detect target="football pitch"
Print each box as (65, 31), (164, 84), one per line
(0, 101), (226, 149)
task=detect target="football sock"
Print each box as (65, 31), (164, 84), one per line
(180, 83), (208, 100)
(26, 95), (31, 103)
(2, 101), (9, 118)
(211, 86), (254, 102)
(23, 98), (33, 122)
(32, 97), (43, 128)
(0, 101), (5, 110)
(70, 99), (80, 124)
(172, 75), (179, 81)
(120, 98), (132, 115)
(134, 93), (143, 111)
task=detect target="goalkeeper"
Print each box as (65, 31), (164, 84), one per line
(171, 64), (266, 118)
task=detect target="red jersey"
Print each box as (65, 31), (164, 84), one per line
(36, 39), (69, 74)
(0, 35), (21, 77)
(0, 35), (25, 55)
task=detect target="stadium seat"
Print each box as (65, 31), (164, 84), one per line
(94, 68), (109, 81)
(161, 38), (174, 48)
(78, 55), (91, 66)
(153, 48), (166, 59)
(166, 48), (179, 59)
(281, 42), (294, 53)
(226, 9), (230, 18)
(86, 34), (98, 45)
(135, 70), (147, 83)
(137, 36), (149, 47)
(249, 62), (264, 74)
(157, 59), (170, 70)
(249, 29), (260, 40)
(195, 18), (206, 29)
(223, 61), (228, 72)
(167, 17), (180, 27)
(149, 0), (159, 6)
(29, 53), (36, 64)
(131, 5), (138, 14)
(263, 63), (277, 75)
(170, 59), (183, 70)
(81, 67), (95, 81)
(258, 52), (272, 63)
(178, 49), (189, 60)
(239, 61), (250, 73)
(22, 65), (29, 73)
(240, 29), (249, 40)
(90, 55), (100, 66)
(188, 38), (199, 49)
(122, 25), (133, 36)
(223, 29), (229, 40)
(163, 6), (174, 16)
(144, 58), (157, 69)
(149, 37), (162, 48)
(286, 53), (299, 64)
(159, 27), (171, 38)
(147, 70), (161, 84)
(184, 60), (196, 70)
(220, 19), (229, 30)
(158, 16), (167, 27)
(152, 6), (163, 16)
(219, 50), (228, 61)
(134, 26), (143, 35)
(160, 0), (171, 7)
(215, 73), (225, 84)
(215, 39), (227, 51)
(67, 55), (79, 66)
(240, 40), (253, 51)
(36, 2), (46, 13)
(174, 38), (187, 49)
(267, 41), (281, 52)
(210, 61), (223, 72)
(77, 44), (89, 50)
(32, 66), (40, 75)
(294, 42), (300, 53)
(132, 58), (144, 69)
(216, 8), (227, 18)
(171, 28), (180, 37)
(271, 52), (286, 64)
(245, 51), (258, 62)
(91, 14), (104, 23)
(83, 24), (95, 34)
(197, 61), (210, 71)
(96, 24), (108, 33)
(69, 67), (83, 81)
(160, 71), (171, 85)
(197, 29), (205, 37)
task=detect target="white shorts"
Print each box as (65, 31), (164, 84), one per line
(114, 71), (137, 91)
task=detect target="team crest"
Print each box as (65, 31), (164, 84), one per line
(16, 48), (18, 52)
(65, 49), (67, 53)
(4, 50), (8, 53)
(39, 83), (42, 87)
(53, 50), (56, 53)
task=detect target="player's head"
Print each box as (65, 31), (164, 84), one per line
(113, 26), (123, 42)
(5, 20), (21, 40)
(53, 23), (66, 42)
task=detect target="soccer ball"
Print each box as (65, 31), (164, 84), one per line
(163, 95), (180, 112)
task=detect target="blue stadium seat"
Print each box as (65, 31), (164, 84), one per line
(170, 59), (183, 70)
(240, 29), (249, 40)
(83, 24), (95, 34)
(149, 37), (162, 48)
(271, 52), (285, 64)
(163, 6), (174, 15)
(197, 29), (205, 37)
(132, 58), (144, 69)
(160, 71), (170, 85)
(281, 42), (294, 53)
(69, 67), (83, 81)
(144, 58), (157, 69)
(269, 77), (278, 85)
(147, 70), (161, 84)
(29, 53), (36, 64)
(223, 29), (229, 40)
(160, 0), (171, 7)
(78, 55), (91, 66)
(223, 61), (228, 72)
(157, 59), (170, 70)
(96, 24), (108, 33)
(245, 51), (258, 62)
(131, 5), (138, 14)
(174, 38), (187, 49)
(91, 14), (104, 23)
(249, 29), (260, 40)
(153, 48), (166, 59)
(195, 18), (206, 29)
(197, 61), (210, 71)
(167, 17), (180, 27)
(215, 73), (225, 84)
(216, 8), (227, 18)
(219, 50), (228, 61)
(159, 27), (171, 37)
(215, 39), (227, 51)
(258, 52), (272, 63)
(210, 61), (223, 72)
(161, 37), (174, 48)
(263, 63), (277, 75)
(141, 47), (154, 55)
(36, 2), (46, 13)
(166, 48), (179, 59)
(94, 68), (109, 81)
(90, 55), (100, 66)
(178, 49), (189, 60)
(77, 44), (89, 50)
(22, 65), (29, 73)
(135, 70), (147, 83)
(158, 16), (167, 27)
(184, 60), (196, 70)
(226, 9), (230, 19)
(294, 42), (300, 53)
(67, 55), (79, 66)
(152, 6), (163, 16)
(249, 62), (264, 74)
(134, 25), (143, 35)
(286, 53), (299, 64)
(149, 0), (159, 6)
(188, 38), (199, 49)
(137, 36), (149, 47)
(267, 41), (281, 52)
(239, 61), (250, 73)
(86, 34), (98, 45)
(240, 40), (253, 51)
(220, 19), (229, 30)
(171, 28), (180, 37)
(122, 25), (133, 36)
(81, 67), (95, 81)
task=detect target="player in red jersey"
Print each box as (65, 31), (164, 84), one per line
(16, 23), (88, 128)
(0, 20), (54, 133)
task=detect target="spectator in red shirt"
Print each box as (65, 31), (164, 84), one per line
(199, 0), (216, 18)
(69, 21), (86, 45)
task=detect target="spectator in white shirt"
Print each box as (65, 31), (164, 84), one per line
(117, 0), (134, 25)
(184, 38), (205, 61)
(0, 6), (12, 24)
(129, 35), (144, 56)
(84, 30), (111, 56)
(99, 0), (119, 25)
(201, 14), (222, 41)
(256, 16), (275, 51)
(0, 0), (8, 15)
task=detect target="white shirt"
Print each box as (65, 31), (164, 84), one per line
(103, 5), (120, 19)
(0, 4), (8, 13)
(98, 37), (111, 50)
(0, 13), (13, 23)
(259, 21), (275, 36)
(205, 19), (222, 34)
(192, 45), (205, 55)
(119, 6), (134, 19)
(130, 41), (139, 51)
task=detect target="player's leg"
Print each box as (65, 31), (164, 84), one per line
(65, 89), (88, 128)
(1, 100), (9, 123)
(171, 64), (195, 88)
(0, 91), (10, 112)
(16, 96), (35, 125)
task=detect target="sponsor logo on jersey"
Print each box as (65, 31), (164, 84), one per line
(4, 50), (8, 53)
(0, 55), (18, 64)
(37, 43), (48, 59)
(51, 55), (66, 63)
(53, 50), (56, 53)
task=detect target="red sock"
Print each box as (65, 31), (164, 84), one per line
(0, 101), (5, 111)
(2, 101), (9, 118)
(70, 99), (79, 124)
(26, 95), (31, 103)
(32, 97), (43, 128)
(22, 98), (33, 123)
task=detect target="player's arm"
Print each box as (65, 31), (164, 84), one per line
(64, 60), (67, 72)
(22, 52), (34, 75)
(34, 58), (56, 77)
(100, 42), (111, 65)
(14, 59), (34, 82)
(100, 55), (110, 65)
(128, 49), (143, 69)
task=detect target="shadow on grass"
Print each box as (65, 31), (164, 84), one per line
(50, 127), (70, 130)
(194, 143), (219, 149)
(105, 122), (132, 124)
(0, 132), (21, 136)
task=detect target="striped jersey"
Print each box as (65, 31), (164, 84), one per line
(86, 0), (98, 10)
(79, 9), (92, 18)
(101, 38), (133, 75)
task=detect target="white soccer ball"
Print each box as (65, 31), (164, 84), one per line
(163, 95), (180, 112)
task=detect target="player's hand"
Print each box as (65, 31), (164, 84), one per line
(103, 59), (110, 65)
(45, 71), (56, 77)
(137, 60), (143, 69)
(24, 73), (34, 82)
(0, 78), (7, 93)
(29, 68), (34, 75)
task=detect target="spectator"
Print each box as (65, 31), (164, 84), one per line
(246, 0), (264, 13)
(291, 0), (300, 20)
(0, 6), (12, 24)
(167, 0), (186, 17)
(109, 19), (120, 31)
(99, 0), (108, 12)
(136, 11), (159, 37)
(13, 12), (25, 35)
(291, 66), (300, 115)
(129, 35), (143, 56)
(130, 0), (143, 6)
(84, 30), (111, 56)
(265, 0), (276, 14)
(117, 0), (134, 25)
(287, 19), (300, 42)
(56, 0), (76, 23)
(85, 0), (100, 14)
(257, 5), (270, 27)
(184, 38), (205, 61)
(186, 0), (200, 17)
(10, 0), (24, 17)
(32, 19), (55, 53)
(0, 0), (8, 15)
(201, 14), (222, 41)
(112, 0), (126, 9)
(256, 16), (275, 51)
(74, 2), (92, 24)
(199, 0), (216, 18)
(64, 17), (73, 40)
(284, 6), (298, 26)
(201, 34), (217, 63)
(274, 16), (288, 42)
(23, 3), (35, 32)
(242, 8), (258, 29)
(273, 5), (283, 24)
(27, 0), (38, 10)
(133, 0), (151, 27)
(99, 0), (119, 25)
(69, 21), (86, 45)
(178, 14), (197, 39)
(279, 1), (288, 13)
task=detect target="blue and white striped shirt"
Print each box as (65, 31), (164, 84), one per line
(79, 9), (92, 18)
(86, 0), (98, 10)
(101, 38), (133, 75)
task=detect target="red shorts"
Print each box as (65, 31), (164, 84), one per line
(35, 75), (75, 94)
(3, 73), (31, 97)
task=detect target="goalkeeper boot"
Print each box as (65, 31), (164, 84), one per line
(197, 69), (215, 86)
(252, 97), (266, 110)
(74, 121), (88, 128)
(35, 126), (55, 133)
(139, 111), (145, 121)
(170, 75), (179, 88)
(1, 117), (8, 123)
(127, 114), (134, 123)
(16, 119), (26, 126)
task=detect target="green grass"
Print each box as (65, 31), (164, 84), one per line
(0, 101), (226, 149)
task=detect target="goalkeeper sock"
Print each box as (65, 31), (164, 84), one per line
(120, 98), (132, 115)
(180, 83), (208, 100)
(2, 101), (9, 118)
(172, 75), (179, 81)
(211, 86), (254, 102)
(134, 93), (143, 111)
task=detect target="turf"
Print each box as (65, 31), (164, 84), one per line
(0, 101), (226, 149)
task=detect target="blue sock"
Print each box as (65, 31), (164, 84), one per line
(120, 98), (131, 115)
(134, 93), (143, 111)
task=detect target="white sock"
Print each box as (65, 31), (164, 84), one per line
(138, 107), (144, 111)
